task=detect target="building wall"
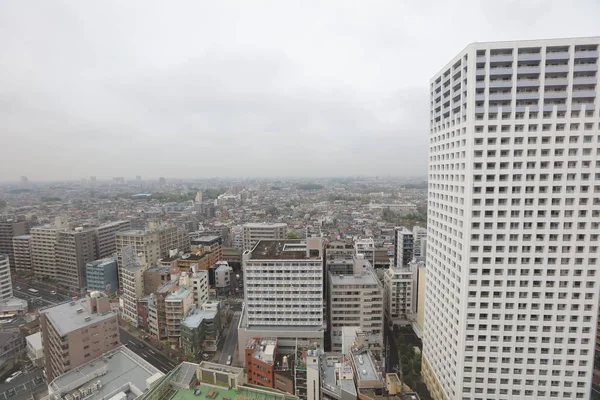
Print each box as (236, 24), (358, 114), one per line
(424, 37), (600, 400)
(121, 265), (145, 324)
(0, 255), (12, 299)
(56, 230), (99, 293)
(0, 219), (30, 268)
(242, 223), (287, 251)
(383, 266), (413, 325)
(31, 227), (58, 279)
(85, 258), (118, 294)
(13, 235), (32, 272)
(96, 220), (131, 258)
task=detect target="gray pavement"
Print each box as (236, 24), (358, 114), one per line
(0, 370), (45, 400)
(119, 329), (177, 374)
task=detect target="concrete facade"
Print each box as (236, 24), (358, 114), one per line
(31, 227), (58, 279)
(12, 234), (32, 272)
(86, 257), (119, 294)
(242, 223), (287, 251)
(0, 255), (12, 300)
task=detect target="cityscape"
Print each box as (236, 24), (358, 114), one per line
(2, 3), (600, 400)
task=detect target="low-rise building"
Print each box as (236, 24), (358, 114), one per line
(181, 306), (220, 355)
(44, 346), (163, 400)
(26, 332), (43, 367)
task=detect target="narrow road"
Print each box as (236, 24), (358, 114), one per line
(0, 370), (45, 400)
(119, 329), (177, 373)
(218, 312), (241, 365)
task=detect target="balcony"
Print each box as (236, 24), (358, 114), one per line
(516, 79), (539, 88)
(572, 103), (595, 111)
(490, 54), (513, 62)
(542, 104), (568, 112)
(517, 66), (540, 74)
(489, 93), (513, 101)
(516, 92), (539, 100)
(489, 80), (512, 88)
(518, 53), (541, 62)
(546, 52), (570, 61)
(573, 76), (598, 85)
(573, 64), (598, 72)
(571, 90), (597, 98)
(544, 91), (568, 99)
(574, 50), (599, 59)
(489, 67), (513, 76)
(545, 64), (570, 73)
(544, 77), (569, 86)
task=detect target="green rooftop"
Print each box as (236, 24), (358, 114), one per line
(171, 386), (297, 400)
(172, 386), (237, 400)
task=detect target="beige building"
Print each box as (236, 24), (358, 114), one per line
(116, 230), (160, 286)
(12, 234), (32, 272)
(383, 265), (414, 326)
(178, 265), (209, 306)
(329, 264), (384, 354)
(31, 227), (59, 279)
(56, 228), (99, 293)
(165, 286), (193, 346)
(242, 223), (287, 251)
(96, 220), (131, 258)
(40, 292), (119, 382)
(121, 263), (146, 325)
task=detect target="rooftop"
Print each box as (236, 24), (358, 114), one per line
(243, 222), (287, 228)
(330, 270), (379, 286)
(42, 298), (116, 336)
(190, 236), (221, 245)
(0, 296), (27, 313)
(353, 351), (380, 384)
(166, 286), (191, 301)
(248, 240), (319, 260)
(13, 234), (32, 240)
(87, 257), (117, 267)
(247, 338), (277, 365)
(48, 346), (163, 400)
(181, 308), (217, 329)
(26, 332), (42, 349)
(116, 229), (147, 237)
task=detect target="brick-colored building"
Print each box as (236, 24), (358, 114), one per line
(245, 338), (277, 388)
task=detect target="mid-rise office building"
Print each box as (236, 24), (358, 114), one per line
(13, 234), (32, 272)
(242, 223), (287, 251)
(329, 265), (384, 354)
(86, 257), (119, 294)
(393, 227), (413, 268)
(0, 254), (13, 299)
(56, 228), (99, 293)
(40, 292), (119, 382)
(96, 220), (131, 258)
(423, 37), (600, 400)
(0, 217), (30, 268)
(31, 227), (59, 279)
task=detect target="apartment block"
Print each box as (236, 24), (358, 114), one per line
(31, 227), (59, 279)
(0, 254), (13, 299)
(40, 292), (119, 382)
(0, 217), (30, 268)
(121, 263), (146, 325)
(424, 37), (600, 400)
(242, 223), (287, 251)
(116, 229), (160, 287)
(165, 286), (193, 346)
(158, 225), (191, 255)
(56, 228), (99, 293)
(329, 265), (384, 354)
(412, 226), (427, 260)
(85, 257), (118, 294)
(143, 266), (173, 294)
(393, 227), (413, 268)
(178, 265), (209, 306)
(238, 238), (324, 357)
(96, 220), (131, 258)
(13, 234), (32, 272)
(383, 265), (413, 326)
(181, 305), (220, 355)
(190, 235), (222, 257)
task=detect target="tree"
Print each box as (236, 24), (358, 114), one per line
(286, 231), (300, 240)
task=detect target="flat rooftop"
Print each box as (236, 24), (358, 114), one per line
(355, 351), (379, 382)
(191, 236), (221, 244)
(249, 240), (318, 260)
(243, 223), (287, 228)
(116, 229), (147, 236)
(49, 346), (163, 400)
(181, 308), (217, 329)
(247, 338), (277, 364)
(42, 299), (116, 336)
(330, 271), (379, 286)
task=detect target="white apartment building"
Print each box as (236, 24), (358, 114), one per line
(423, 37), (600, 400)
(393, 227), (414, 268)
(178, 265), (209, 306)
(231, 225), (244, 250)
(238, 238), (324, 357)
(383, 264), (413, 326)
(242, 223), (287, 251)
(31, 227), (58, 279)
(0, 255), (12, 300)
(329, 265), (384, 354)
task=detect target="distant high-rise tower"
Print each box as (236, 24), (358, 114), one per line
(423, 37), (600, 400)
(158, 177), (166, 187)
(20, 176), (28, 185)
(136, 175), (142, 181)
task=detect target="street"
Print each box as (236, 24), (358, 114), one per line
(217, 311), (241, 365)
(0, 369), (45, 400)
(11, 280), (61, 309)
(119, 329), (177, 374)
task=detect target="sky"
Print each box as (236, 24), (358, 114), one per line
(1, 0), (599, 181)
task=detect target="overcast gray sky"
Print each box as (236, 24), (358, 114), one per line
(1, 1), (599, 181)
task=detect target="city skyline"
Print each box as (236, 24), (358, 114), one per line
(2, 1), (600, 180)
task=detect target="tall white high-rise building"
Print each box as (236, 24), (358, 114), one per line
(423, 37), (600, 400)
(0, 254), (13, 299)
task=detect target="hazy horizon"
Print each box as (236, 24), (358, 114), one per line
(2, 1), (599, 181)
